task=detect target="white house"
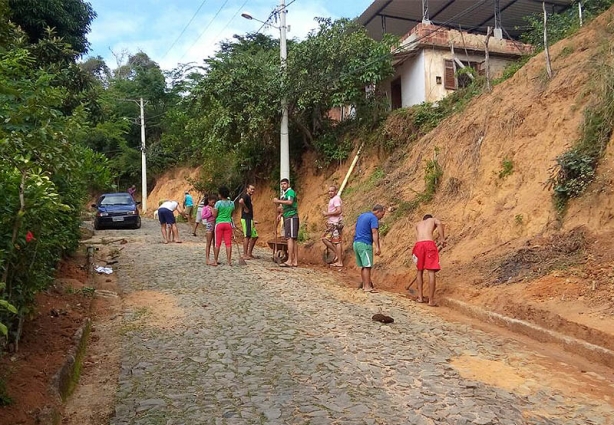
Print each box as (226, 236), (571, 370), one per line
(385, 23), (532, 108)
(357, 0), (574, 109)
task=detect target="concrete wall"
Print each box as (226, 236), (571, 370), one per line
(401, 51), (426, 107)
(423, 49), (513, 103)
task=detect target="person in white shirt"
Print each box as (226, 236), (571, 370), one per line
(157, 200), (185, 243)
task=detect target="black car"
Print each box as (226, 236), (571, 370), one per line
(92, 192), (141, 230)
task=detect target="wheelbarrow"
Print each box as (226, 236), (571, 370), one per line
(267, 237), (288, 264)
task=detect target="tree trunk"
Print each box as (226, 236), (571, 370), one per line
(1, 170), (26, 296)
(543, 2), (553, 79)
(484, 27), (493, 92)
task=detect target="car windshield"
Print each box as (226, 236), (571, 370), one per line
(100, 194), (134, 206)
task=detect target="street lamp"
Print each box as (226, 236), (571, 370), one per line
(242, 0), (289, 182)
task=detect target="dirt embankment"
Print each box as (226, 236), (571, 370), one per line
(147, 8), (614, 347)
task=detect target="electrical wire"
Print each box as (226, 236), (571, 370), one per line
(179, 0), (232, 62)
(161, 0), (211, 61)
(207, 0), (251, 49)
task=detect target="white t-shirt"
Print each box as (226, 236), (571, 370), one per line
(159, 201), (179, 211)
(327, 195), (342, 224)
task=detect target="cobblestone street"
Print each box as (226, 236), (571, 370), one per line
(106, 219), (614, 425)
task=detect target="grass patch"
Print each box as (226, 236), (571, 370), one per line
(548, 63), (614, 215)
(364, 168), (385, 190)
(498, 158), (514, 179)
(298, 223), (310, 243)
(375, 78), (487, 152)
(493, 56), (531, 86)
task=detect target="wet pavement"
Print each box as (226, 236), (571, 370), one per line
(103, 219), (614, 425)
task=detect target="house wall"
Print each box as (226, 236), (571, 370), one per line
(422, 49), (512, 103)
(401, 51), (426, 107)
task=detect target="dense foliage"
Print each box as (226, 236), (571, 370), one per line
(0, 0), (110, 342)
(521, 0), (614, 49)
(153, 19), (396, 186)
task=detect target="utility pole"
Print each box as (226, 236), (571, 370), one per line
(140, 97), (147, 212)
(279, 0), (289, 182)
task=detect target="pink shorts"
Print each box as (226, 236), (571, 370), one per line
(412, 240), (440, 271)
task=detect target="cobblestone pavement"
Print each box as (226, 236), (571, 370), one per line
(105, 219), (614, 425)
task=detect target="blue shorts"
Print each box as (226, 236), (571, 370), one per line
(158, 208), (175, 225)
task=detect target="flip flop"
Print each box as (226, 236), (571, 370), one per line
(364, 289), (378, 293)
(427, 303), (439, 307)
(279, 263), (291, 268)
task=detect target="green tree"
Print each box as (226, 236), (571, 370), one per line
(8, 0), (96, 57)
(0, 16), (111, 342)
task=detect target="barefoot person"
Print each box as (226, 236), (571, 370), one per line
(353, 204), (385, 293)
(192, 195), (206, 236)
(412, 214), (446, 306)
(157, 200), (185, 244)
(321, 185), (343, 267)
(273, 178), (298, 267)
(212, 187), (235, 266)
(202, 195), (216, 265)
(239, 184), (259, 259)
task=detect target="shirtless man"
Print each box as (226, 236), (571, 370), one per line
(412, 214), (446, 306)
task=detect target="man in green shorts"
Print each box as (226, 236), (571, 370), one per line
(273, 178), (299, 267)
(353, 204), (385, 293)
(239, 184), (258, 259)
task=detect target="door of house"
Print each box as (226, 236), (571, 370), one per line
(391, 77), (402, 110)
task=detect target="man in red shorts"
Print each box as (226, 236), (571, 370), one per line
(412, 214), (446, 306)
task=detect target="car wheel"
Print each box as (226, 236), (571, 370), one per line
(133, 217), (141, 229)
(94, 219), (101, 230)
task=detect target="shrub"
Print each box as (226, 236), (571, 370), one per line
(498, 158), (514, 179)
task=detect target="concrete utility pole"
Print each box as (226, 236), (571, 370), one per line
(279, 0), (289, 182)
(241, 2), (289, 184)
(140, 97), (147, 212)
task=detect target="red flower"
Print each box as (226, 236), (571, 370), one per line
(26, 231), (35, 243)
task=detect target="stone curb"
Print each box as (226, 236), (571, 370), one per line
(440, 297), (614, 368)
(43, 318), (92, 425)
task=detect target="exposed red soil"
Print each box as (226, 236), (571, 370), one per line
(0, 253), (91, 425)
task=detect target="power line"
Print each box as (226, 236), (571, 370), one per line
(208, 0), (251, 49)
(161, 0), (211, 61)
(179, 0), (232, 62)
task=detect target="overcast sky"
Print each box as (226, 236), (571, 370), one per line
(86, 0), (374, 71)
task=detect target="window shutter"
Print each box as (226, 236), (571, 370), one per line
(444, 59), (456, 90)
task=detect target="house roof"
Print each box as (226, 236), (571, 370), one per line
(358, 0), (574, 41)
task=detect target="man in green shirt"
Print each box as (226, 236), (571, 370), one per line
(273, 178), (299, 267)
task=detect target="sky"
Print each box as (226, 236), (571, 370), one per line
(86, 0), (374, 71)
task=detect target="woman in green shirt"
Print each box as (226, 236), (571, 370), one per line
(212, 186), (235, 266)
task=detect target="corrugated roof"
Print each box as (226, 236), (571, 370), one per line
(358, 0), (574, 40)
